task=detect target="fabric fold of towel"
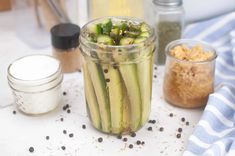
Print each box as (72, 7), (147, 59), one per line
(183, 12), (235, 156)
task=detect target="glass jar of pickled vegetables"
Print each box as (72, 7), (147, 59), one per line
(80, 17), (156, 134)
(163, 39), (217, 108)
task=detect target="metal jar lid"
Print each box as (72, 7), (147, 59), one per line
(153, 0), (182, 7)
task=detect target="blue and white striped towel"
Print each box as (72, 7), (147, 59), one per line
(183, 12), (235, 156)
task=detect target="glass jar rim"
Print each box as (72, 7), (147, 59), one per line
(7, 54), (62, 86)
(165, 39), (217, 64)
(79, 16), (156, 54)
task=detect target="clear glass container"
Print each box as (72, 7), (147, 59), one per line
(51, 23), (81, 73)
(79, 17), (156, 134)
(88, 0), (144, 20)
(153, 0), (185, 65)
(7, 55), (63, 115)
(163, 39), (217, 108)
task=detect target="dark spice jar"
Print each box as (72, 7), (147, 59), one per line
(51, 23), (81, 73)
(153, 0), (185, 65)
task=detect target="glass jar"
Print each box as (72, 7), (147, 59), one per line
(51, 23), (81, 73)
(7, 55), (63, 115)
(88, 0), (144, 20)
(79, 17), (156, 134)
(153, 0), (185, 65)
(163, 39), (217, 108)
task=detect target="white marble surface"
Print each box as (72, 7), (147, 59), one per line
(0, 11), (203, 156)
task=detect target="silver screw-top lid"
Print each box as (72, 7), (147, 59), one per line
(153, 0), (182, 7)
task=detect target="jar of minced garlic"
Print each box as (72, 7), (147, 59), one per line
(163, 39), (217, 108)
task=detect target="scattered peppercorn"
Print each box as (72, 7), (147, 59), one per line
(61, 146), (66, 150)
(67, 109), (71, 114)
(141, 141), (145, 145)
(113, 65), (118, 69)
(105, 78), (110, 83)
(69, 133), (74, 138)
(136, 140), (141, 145)
(98, 137), (103, 143)
(130, 132), (136, 137)
(63, 130), (67, 134)
(178, 128), (182, 133)
(154, 75), (157, 78)
(152, 120), (156, 124)
(46, 136), (50, 140)
(154, 66), (157, 70)
(148, 120), (152, 123)
(186, 121), (189, 126)
(159, 127), (164, 132)
(169, 113), (173, 117)
(104, 69), (108, 73)
(117, 135), (122, 139)
(176, 133), (181, 138)
(82, 124), (86, 129)
(62, 106), (67, 110)
(181, 117), (185, 122)
(129, 144), (133, 149)
(63, 92), (67, 96)
(123, 138), (128, 142)
(29, 147), (34, 153)
(147, 127), (152, 131)
(65, 104), (69, 108)
(60, 118), (64, 122)
(13, 110), (16, 114)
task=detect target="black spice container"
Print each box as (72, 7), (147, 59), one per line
(51, 23), (81, 73)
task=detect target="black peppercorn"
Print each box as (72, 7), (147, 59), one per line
(152, 120), (156, 124)
(136, 140), (141, 145)
(130, 132), (136, 137)
(61, 146), (66, 150)
(129, 144), (133, 149)
(63, 130), (67, 134)
(63, 92), (67, 96)
(69, 133), (74, 138)
(105, 78), (110, 83)
(176, 133), (181, 138)
(169, 113), (173, 117)
(123, 138), (128, 142)
(63, 106), (67, 110)
(117, 135), (122, 139)
(60, 118), (64, 122)
(13, 110), (16, 114)
(29, 147), (34, 153)
(147, 127), (152, 131)
(141, 141), (145, 145)
(82, 124), (86, 129)
(98, 137), (103, 143)
(67, 109), (71, 113)
(104, 69), (108, 73)
(178, 128), (182, 133)
(181, 117), (185, 122)
(46, 136), (50, 140)
(159, 127), (164, 132)
(186, 121), (189, 126)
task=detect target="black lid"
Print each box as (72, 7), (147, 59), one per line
(51, 23), (80, 50)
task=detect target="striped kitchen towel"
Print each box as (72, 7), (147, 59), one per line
(183, 12), (235, 156)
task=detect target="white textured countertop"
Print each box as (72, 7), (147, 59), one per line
(0, 11), (203, 156)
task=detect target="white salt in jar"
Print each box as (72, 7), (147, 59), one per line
(7, 55), (63, 115)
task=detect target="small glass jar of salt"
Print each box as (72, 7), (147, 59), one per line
(7, 55), (63, 115)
